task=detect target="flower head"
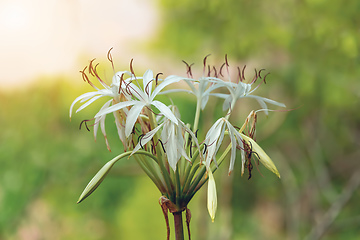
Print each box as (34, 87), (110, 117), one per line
(70, 56), (184, 151)
(213, 67), (286, 113)
(94, 70), (182, 137)
(72, 53), (285, 230)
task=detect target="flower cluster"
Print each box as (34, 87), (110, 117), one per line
(70, 51), (285, 225)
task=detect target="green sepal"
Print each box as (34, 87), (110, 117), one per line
(77, 153), (129, 204)
(77, 150), (160, 204)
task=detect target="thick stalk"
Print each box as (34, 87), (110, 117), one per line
(173, 212), (184, 240)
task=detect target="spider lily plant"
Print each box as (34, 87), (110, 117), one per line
(70, 51), (285, 240)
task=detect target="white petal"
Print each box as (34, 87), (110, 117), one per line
(125, 102), (145, 137)
(201, 94), (210, 110)
(246, 95), (286, 108)
(159, 89), (194, 95)
(225, 120), (237, 174)
(222, 95), (233, 111)
(166, 129), (178, 171)
(94, 100), (112, 141)
(151, 75), (183, 98)
(142, 69), (154, 96)
(76, 95), (104, 113)
(151, 100), (178, 125)
(70, 91), (102, 118)
(205, 119), (225, 167)
(94, 100), (138, 118)
(131, 122), (165, 155)
(112, 71), (132, 84)
(113, 111), (127, 150)
(127, 82), (148, 102)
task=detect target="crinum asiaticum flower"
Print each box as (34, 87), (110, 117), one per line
(70, 57), (185, 151)
(94, 69), (182, 137)
(71, 53), (285, 239)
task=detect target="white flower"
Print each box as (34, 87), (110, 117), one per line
(69, 69), (134, 119)
(161, 75), (224, 110)
(94, 71), (183, 137)
(213, 77), (286, 113)
(204, 116), (281, 178)
(204, 118), (245, 174)
(69, 66), (134, 150)
(160, 119), (191, 171)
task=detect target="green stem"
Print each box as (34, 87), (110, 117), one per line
(182, 162), (200, 194)
(173, 212), (184, 240)
(188, 144), (232, 201)
(134, 155), (167, 194)
(175, 166), (181, 203)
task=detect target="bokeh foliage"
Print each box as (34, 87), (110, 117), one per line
(153, 0), (360, 239)
(0, 80), (166, 239)
(1, 0), (360, 239)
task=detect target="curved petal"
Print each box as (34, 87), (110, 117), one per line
(151, 75), (184, 98)
(76, 95), (104, 113)
(94, 100), (138, 118)
(159, 89), (194, 95)
(94, 100), (112, 141)
(125, 102), (146, 137)
(70, 91), (103, 118)
(246, 95), (286, 108)
(131, 122), (165, 155)
(112, 71), (132, 84)
(142, 69), (154, 96)
(152, 100), (178, 125)
(225, 121), (237, 174)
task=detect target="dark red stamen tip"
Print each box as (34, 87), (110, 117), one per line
(130, 59), (136, 78)
(219, 63), (226, 77)
(242, 65), (246, 81)
(225, 54), (229, 67)
(155, 72), (163, 85)
(237, 66), (243, 82)
(79, 119), (91, 131)
(203, 54), (211, 73)
(213, 66), (218, 78)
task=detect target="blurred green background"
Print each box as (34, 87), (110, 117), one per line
(1, 0), (360, 239)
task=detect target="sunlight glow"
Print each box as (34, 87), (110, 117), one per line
(0, 0), (158, 89)
(0, 3), (30, 31)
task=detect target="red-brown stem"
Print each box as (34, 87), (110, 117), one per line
(173, 212), (184, 240)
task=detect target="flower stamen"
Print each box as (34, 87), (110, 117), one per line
(79, 119), (92, 131)
(241, 65), (246, 82)
(130, 58), (136, 79)
(155, 72), (163, 85)
(219, 63), (226, 77)
(182, 60), (194, 78)
(107, 47), (115, 74)
(203, 54), (211, 75)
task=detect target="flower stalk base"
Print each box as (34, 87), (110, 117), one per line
(173, 211), (184, 240)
